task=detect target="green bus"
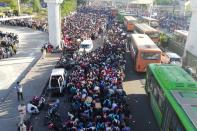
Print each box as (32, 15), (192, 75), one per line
(145, 64), (197, 131)
(117, 11), (136, 24)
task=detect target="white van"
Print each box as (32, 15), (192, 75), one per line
(79, 39), (93, 54)
(48, 68), (67, 94)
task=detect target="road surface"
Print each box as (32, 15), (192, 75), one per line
(0, 25), (48, 102)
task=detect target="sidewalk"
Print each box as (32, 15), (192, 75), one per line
(0, 53), (60, 131)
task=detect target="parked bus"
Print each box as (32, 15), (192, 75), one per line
(118, 11), (136, 23)
(141, 16), (159, 28)
(130, 34), (162, 72)
(135, 23), (160, 43)
(124, 16), (137, 32)
(173, 30), (188, 49)
(145, 64), (197, 131)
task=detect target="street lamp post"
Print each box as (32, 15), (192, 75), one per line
(172, 0), (176, 15)
(17, 0), (21, 15)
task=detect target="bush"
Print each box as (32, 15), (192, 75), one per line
(61, 0), (77, 16)
(0, 7), (11, 12)
(21, 7), (33, 15)
(33, 0), (41, 13)
(39, 8), (47, 16)
(160, 33), (169, 47)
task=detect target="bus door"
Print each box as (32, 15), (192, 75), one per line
(161, 102), (172, 131)
(130, 43), (137, 66)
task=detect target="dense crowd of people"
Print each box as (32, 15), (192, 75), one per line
(59, 7), (132, 130)
(0, 19), (48, 32)
(62, 7), (109, 50)
(0, 31), (18, 59)
(157, 12), (190, 32)
(0, 10), (18, 18)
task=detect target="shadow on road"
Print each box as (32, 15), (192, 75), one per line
(126, 94), (159, 131)
(124, 51), (145, 84)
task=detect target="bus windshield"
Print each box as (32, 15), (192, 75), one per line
(80, 44), (90, 48)
(141, 52), (161, 60)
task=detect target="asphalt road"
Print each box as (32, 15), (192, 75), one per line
(123, 50), (159, 131)
(0, 25), (48, 102)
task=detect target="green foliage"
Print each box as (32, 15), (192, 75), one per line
(0, 7), (11, 12)
(32, 0), (41, 13)
(160, 33), (169, 47)
(154, 0), (173, 5)
(39, 8), (47, 16)
(0, 0), (18, 9)
(21, 7), (33, 15)
(61, 0), (77, 16)
(21, 0), (31, 3)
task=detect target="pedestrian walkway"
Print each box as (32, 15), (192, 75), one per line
(0, 53), (60, 131)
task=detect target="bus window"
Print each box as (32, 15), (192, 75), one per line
(157, 88), (165, 112)
(169, 113), (186, 131)
(141, 52), (161, 60)
(151, 78), (159, 99)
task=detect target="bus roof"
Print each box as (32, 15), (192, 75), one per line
(135, 23), (159, 33)
(124, 16), (137, 22)
(174, 30), (188, 37)
(170, 90), (197, 130)
(131, 34), (161, 51)
(148, 64), (197, 90)
(142, 16), (159, 22)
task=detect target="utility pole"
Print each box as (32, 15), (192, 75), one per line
(17, 0), (21, 15)
(172, 0), (175, 15)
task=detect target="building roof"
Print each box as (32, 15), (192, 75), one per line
(174, 30), (188, 37)
(131, 34), (160, 51)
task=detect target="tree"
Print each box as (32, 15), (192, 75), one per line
(21, 0), (31, 3)
(32, 0), (41, 12)
(61, 0), (77, 16)
(0, 0), (18, 9)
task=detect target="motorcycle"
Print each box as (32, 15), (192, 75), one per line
(32, 96), (45, 109)
(17, 120), (33, 131)
(44, 99), (60, 125)
(48, 120), (65, 131)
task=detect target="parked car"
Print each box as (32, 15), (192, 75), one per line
(48, 68), (67, 95)
(161, 52), (182, 66)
